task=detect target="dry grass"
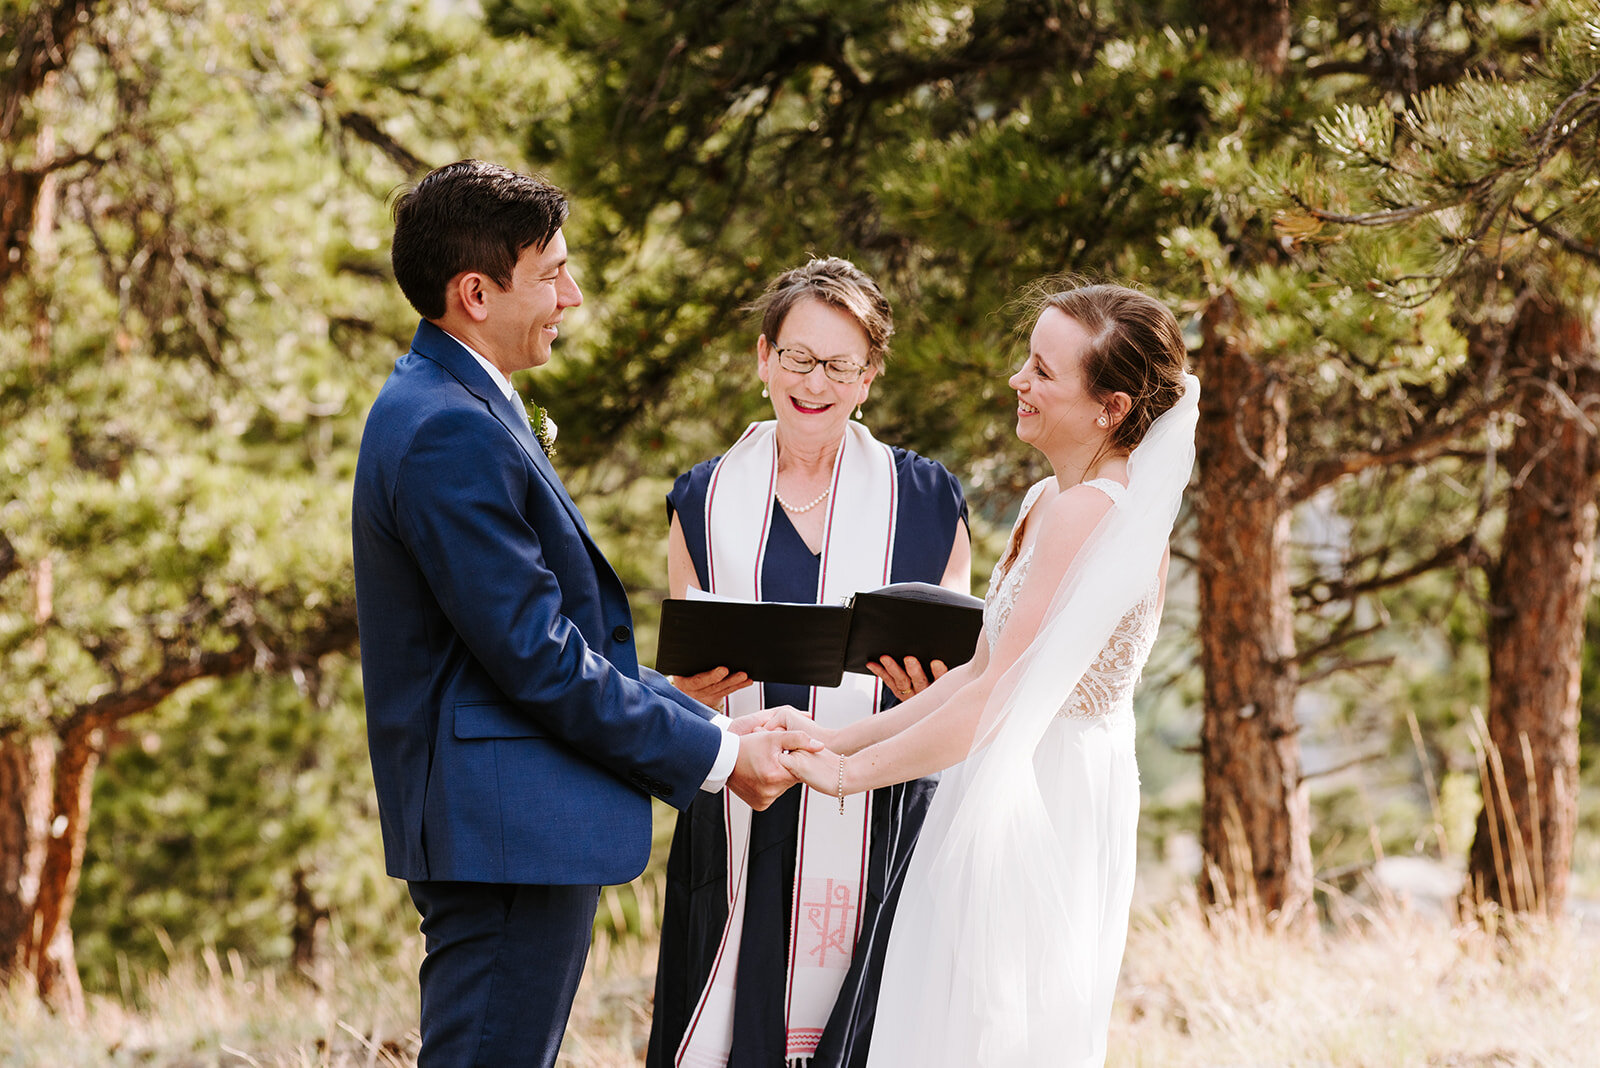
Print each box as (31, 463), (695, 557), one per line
(1112, 891), (1600, 1067)
(3, 888), (1596, 1067)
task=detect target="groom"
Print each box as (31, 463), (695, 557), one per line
(352, 159), (811, 1067)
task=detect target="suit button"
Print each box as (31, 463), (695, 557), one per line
(612, 625), (631, 642)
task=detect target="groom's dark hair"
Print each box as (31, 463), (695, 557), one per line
(390, 160), (570, 320)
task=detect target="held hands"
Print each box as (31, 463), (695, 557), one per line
(865, 655), (946, 702)
(778, 743), (844, 796)
(726, 706), (823, 811)
(760, 705), (838, 749)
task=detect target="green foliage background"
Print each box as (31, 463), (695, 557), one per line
(2, 0), (1596, 994)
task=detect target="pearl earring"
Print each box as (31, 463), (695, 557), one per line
(761, 386), (769, 398)
(854, 405), (863, 420)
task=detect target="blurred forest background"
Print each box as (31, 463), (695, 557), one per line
(3, 0), (1600, 1064)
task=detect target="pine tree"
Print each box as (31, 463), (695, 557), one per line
(492, 0), (1526, 923)
(1280, 0), (1600, 916)
(0, 0), (551, 1005)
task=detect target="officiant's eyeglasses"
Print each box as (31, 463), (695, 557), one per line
(775, 346), (870, 383)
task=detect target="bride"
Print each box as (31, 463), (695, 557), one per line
(776, 282), (1197, 1067)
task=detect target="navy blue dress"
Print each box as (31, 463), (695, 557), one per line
(647, 447), (968, 1068)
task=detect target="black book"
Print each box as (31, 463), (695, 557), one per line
(655, 582), (985, 688)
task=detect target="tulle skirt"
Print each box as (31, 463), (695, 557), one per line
(864, 707), (1140, 1068)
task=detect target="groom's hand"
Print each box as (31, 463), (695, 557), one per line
(761, 706), (837, 748)
(728, 727), (822, 810)
(728, 708), (782, 736)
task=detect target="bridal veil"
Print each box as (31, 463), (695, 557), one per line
(865, 373), (1199, 1067)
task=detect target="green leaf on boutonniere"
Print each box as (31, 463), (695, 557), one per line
(527, 402), (558, 457)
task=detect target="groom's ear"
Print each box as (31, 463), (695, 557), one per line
(447, 271), (492, 323)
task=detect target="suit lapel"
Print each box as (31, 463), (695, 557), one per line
(408, 321), (595, 540)
(489, 384), (592, 538)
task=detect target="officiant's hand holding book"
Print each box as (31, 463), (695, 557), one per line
(655, 581), (984, 689)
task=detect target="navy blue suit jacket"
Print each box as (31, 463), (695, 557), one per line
(352, 320), (723, 886)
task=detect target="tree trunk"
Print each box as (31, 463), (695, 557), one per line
(0, 575), (358, 1007)
(290, 865), (329, 974)
(0, 559), (91, 1017)
(0, 0), (97, 292)
(0, 735), (54, 980)
(1468, 298), (1599, 917)
(1193, 291), (1313, 924)
(0, 726), (97, 1019)
(24, 716), (98, 1015)
(1198, 0), (1289, 74)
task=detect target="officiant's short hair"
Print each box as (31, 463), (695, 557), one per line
(749, 257), (895, 370)
(391, 160), (569, 320)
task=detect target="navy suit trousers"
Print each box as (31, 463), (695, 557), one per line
(408, 880), (601, 1067)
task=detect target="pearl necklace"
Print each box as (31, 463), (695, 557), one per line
(775, 484), (831, 513)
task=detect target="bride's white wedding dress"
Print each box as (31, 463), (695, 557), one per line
(864, 477), (1161, 1068)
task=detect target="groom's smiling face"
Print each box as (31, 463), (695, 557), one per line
(483, 229), (583, 372)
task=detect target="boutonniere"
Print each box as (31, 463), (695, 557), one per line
(527, 402), (558, 456)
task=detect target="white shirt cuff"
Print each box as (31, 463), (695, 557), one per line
(700, 714), (740, 793)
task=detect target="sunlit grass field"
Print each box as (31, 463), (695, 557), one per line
(4, 874), (1596, 1068)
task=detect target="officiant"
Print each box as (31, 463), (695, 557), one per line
(647, 257), (971, 1068)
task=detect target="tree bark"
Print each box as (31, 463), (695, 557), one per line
(1468, 297), (1599, 917)
(0, 735), (53, 982)
(0, 0), (97, 291)
(1198, 0), (1289, 74)
(1193, 291), (1313, 924)
(0, 592), (358, 1006)
(23, 715), (98, 1016)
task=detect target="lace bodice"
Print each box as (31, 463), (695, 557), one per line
(983, 479), (1161, 719)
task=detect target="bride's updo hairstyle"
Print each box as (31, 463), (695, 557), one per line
(1039, 283), (1189, 453)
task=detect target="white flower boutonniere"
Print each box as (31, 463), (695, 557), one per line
(528, 403), (558, 456)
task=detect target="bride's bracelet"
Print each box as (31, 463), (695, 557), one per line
(837, 756), (846, 815)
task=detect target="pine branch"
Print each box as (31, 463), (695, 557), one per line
(335, 109), (431, 179)
(7, 143), (110, 180)
(1300, 746), (1388, 780)
(66, 601), (359, 732)
(1297, 181), (1496, 228)
(1291, 400), (1499, 500)
(0, 0), (99, 141)
(1293, 622), (1387, 669)
(1299, 69), (1599, 244)
(1294, 532), (1479, 606)
(1533, 68), (1600, 165)
(1512, 206), (1600, 265)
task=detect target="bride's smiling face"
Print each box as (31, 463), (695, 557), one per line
(757, 297), (876, 444)
(1009, 308), (1107, 453)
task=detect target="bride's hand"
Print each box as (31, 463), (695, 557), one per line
(728, 709), (780, 736)
(779, 744), (843, 795)
(761, 706), (837, 748)
(669, 666), (753, 708)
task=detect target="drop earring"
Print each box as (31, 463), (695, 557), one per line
(761, 386), (769, 398)
(854, 405), (863, 420)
